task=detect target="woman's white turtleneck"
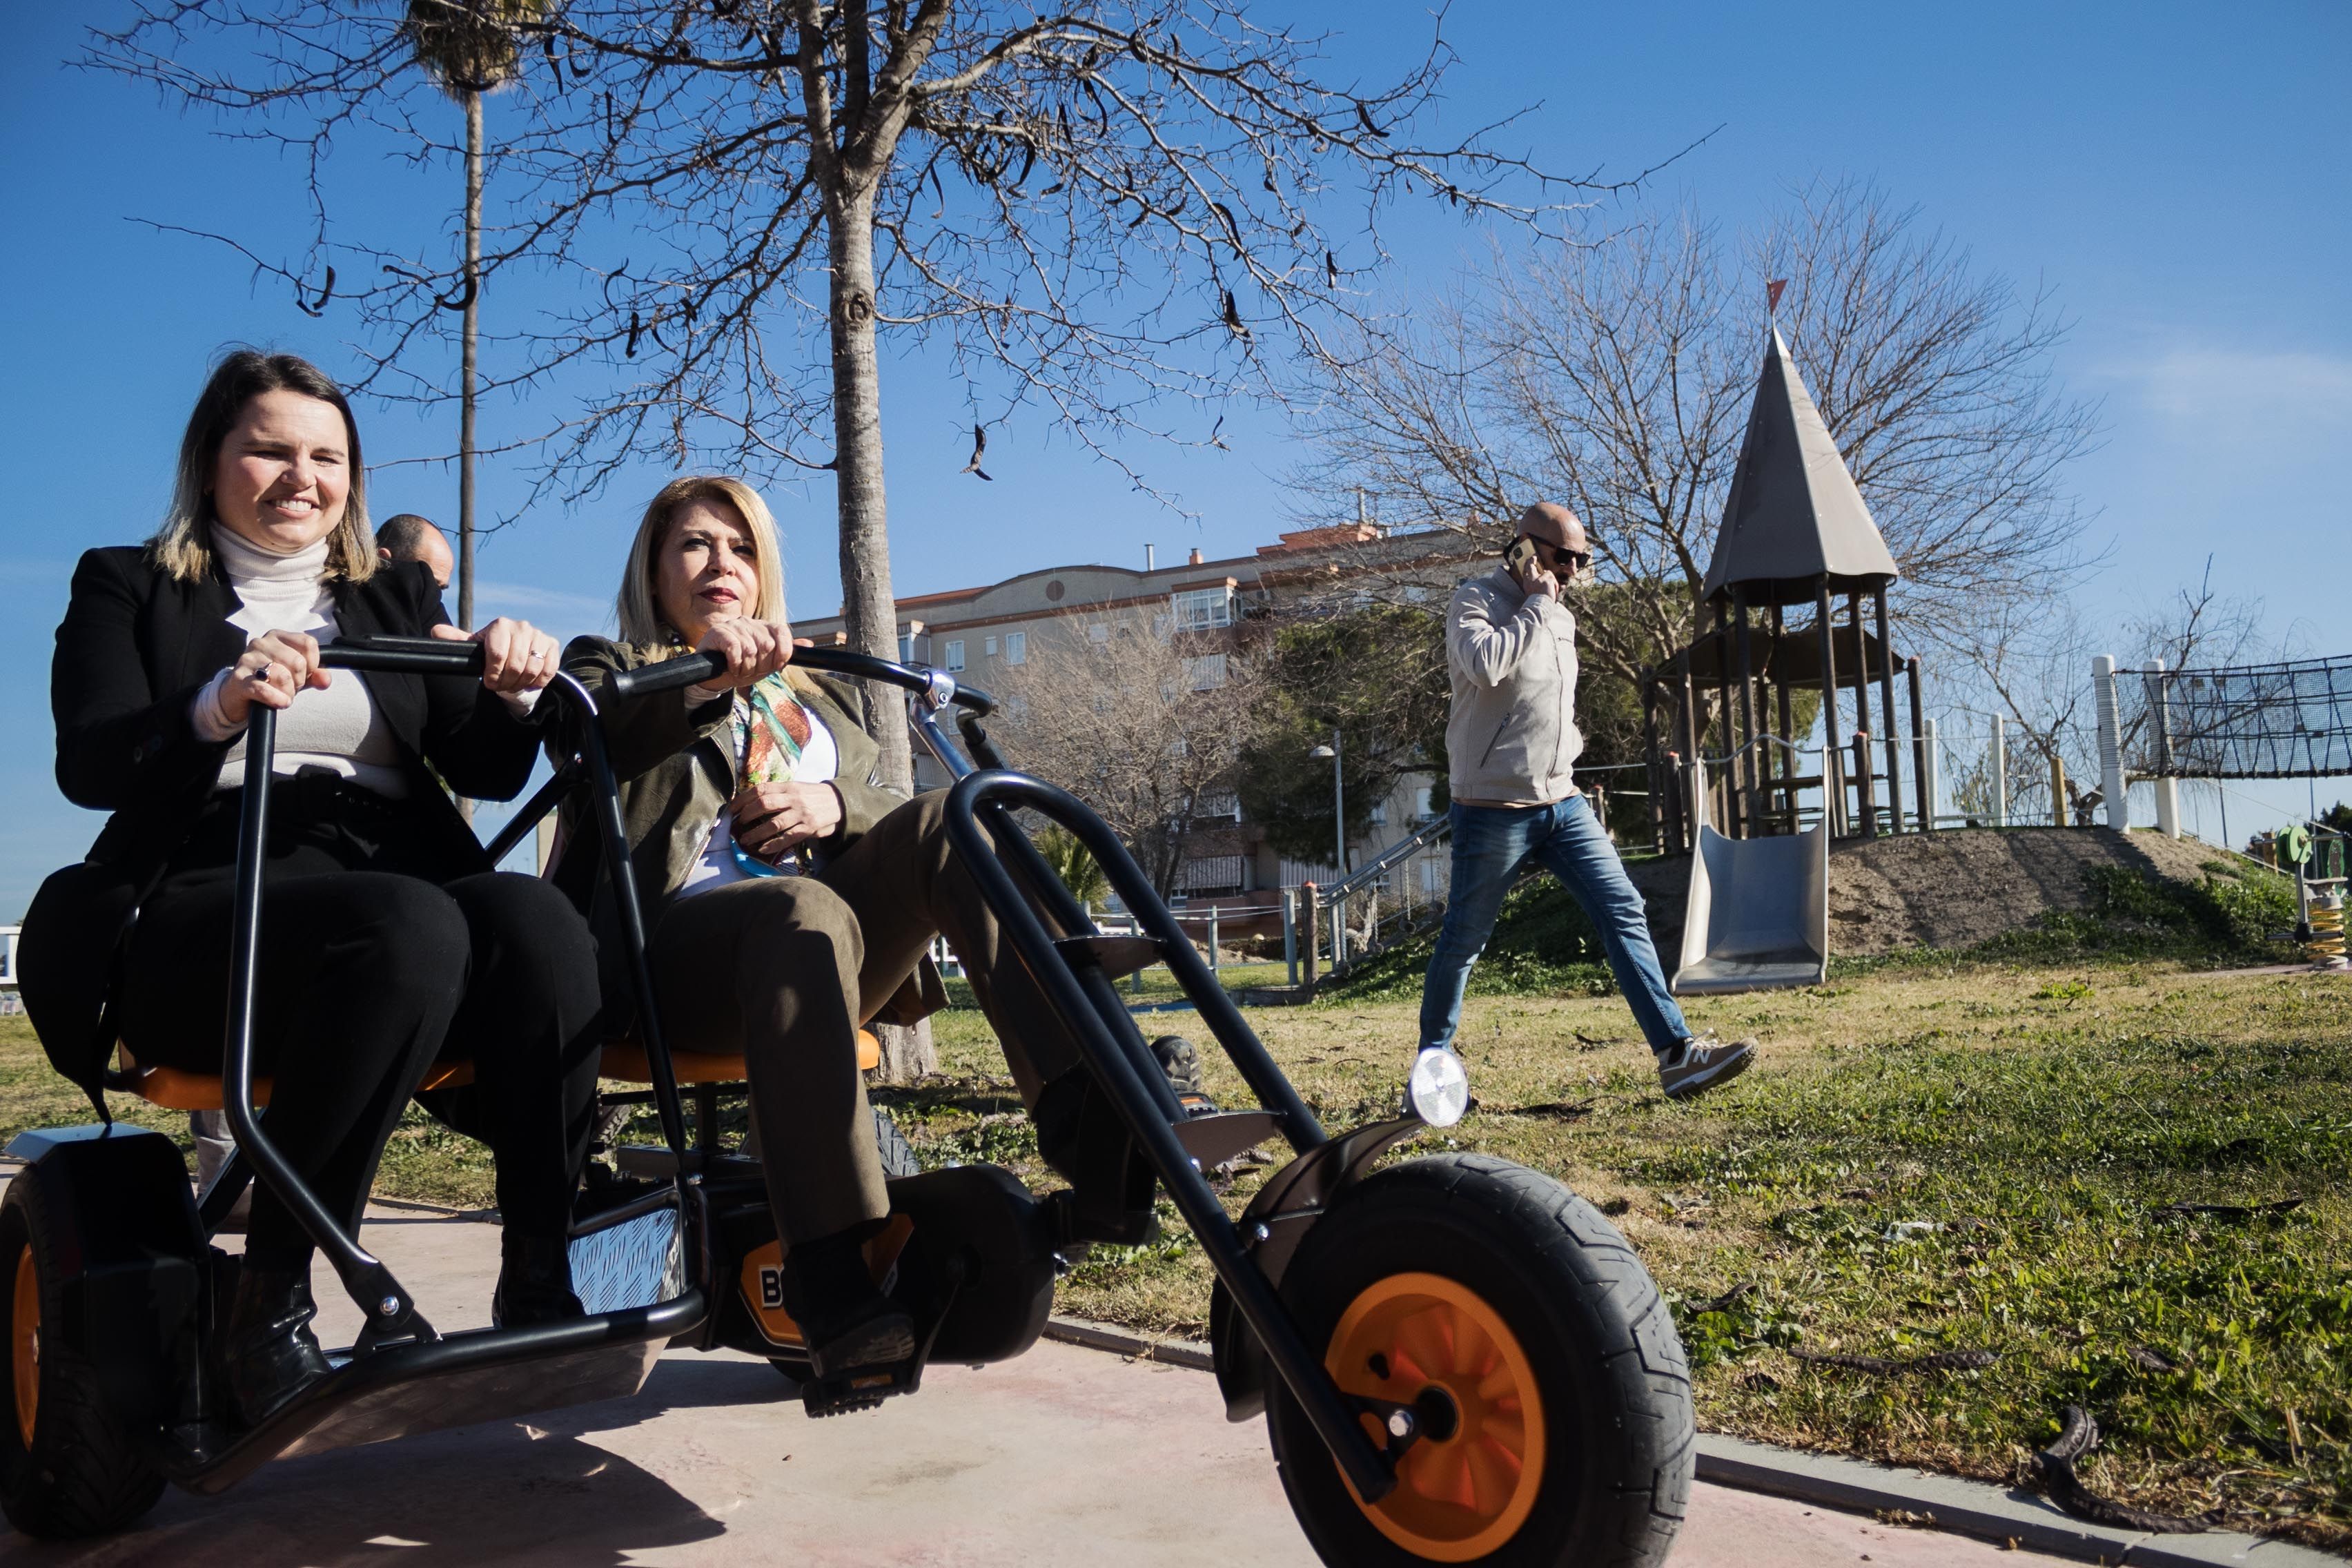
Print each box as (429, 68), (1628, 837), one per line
(194, 527), (409, 797)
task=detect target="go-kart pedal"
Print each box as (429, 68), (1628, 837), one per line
(799, 1355), (922, 1418)
(1150, 1034), (1220, 1118)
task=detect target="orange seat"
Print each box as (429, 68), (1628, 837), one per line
(599, 1030), (881, 1085)
(115, 1048), (473, 1111)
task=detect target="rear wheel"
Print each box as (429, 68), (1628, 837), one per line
(0, 1169), (166, 1540)
(872, 1105), (920, 1178)
(1265, 1155), (1692, 1567)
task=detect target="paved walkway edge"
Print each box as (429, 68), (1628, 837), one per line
(1043, 1317), (2342, 1567)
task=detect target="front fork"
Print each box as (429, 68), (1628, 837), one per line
(939, 771), (1403, 1505)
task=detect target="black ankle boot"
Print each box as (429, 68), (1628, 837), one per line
(222, 1262), (333, 1428)
(493, 1234), (586, 1328)
(781, 1228), (914, 1380)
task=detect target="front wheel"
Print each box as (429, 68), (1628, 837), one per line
(1265, 1155), (1692, 1567)
(0, 1168), (166, 1540)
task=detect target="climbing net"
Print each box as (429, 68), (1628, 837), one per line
(2135, 654), (2352, 779)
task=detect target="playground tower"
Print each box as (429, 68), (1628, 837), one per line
(1643, 323), (1928, 852)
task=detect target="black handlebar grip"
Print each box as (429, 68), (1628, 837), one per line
(608, 650), (725, 700)
(323, 635), (485, 675)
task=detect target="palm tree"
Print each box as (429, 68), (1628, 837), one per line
(404, 1), (541, 633)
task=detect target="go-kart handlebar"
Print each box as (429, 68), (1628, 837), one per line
(321, 634), (488, 676)
(607, 643), (997, 718)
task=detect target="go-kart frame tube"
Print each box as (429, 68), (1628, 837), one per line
(940, 772), (1393, 1503)
(222, 641), (698, 1342)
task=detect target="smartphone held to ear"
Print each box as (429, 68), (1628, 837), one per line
(1505, 536), (1540, 576)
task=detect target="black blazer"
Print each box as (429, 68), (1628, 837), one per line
(21, 542), (543, 1095)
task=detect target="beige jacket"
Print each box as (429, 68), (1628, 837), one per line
(1444, 567), (1584, 806)
(549, 635), (942, 1025)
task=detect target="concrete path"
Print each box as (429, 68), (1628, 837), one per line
(0, 1202), (2081, 1567)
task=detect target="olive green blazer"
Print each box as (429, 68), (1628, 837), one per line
(549, 635), (941, 1026)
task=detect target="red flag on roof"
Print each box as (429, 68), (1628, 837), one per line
(1766, 278), (1789, 313)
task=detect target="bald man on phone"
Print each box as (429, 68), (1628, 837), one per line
(1411, 502), (1756, 1108)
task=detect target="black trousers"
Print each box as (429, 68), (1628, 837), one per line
(119, 840), (602, 1268)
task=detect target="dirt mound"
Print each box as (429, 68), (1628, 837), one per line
(1825, 827), (2240, 955)
(1621, 827), (2248, 957)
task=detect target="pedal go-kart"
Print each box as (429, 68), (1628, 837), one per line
(1, 636), (1695, 1565)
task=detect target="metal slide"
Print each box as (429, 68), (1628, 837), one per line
(1669, 821), (1830, 994)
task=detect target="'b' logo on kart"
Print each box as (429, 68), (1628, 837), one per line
(759, 1266), (785, 1311)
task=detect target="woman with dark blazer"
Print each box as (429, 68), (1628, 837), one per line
(19, 351), (602, 1428)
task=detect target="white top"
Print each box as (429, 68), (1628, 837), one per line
(193, 529), (410, 797)
(676, 693), (841, 898)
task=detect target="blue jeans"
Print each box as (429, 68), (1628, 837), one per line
(1418, 796), (1689, 1055)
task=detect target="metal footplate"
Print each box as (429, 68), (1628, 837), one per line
(1052, 933), (1165, 981)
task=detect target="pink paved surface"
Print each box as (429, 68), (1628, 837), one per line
(0, 1200), (2075, 1567)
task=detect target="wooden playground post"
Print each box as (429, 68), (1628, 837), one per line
(1733, 587), (1759, 839)
(1680, 653), (1705, 841)
(1908, 656), (1932, 832)
(1848, 593), (1877, 836)
(1300, 884), (1320, 991)
(1773, 603), (1794, 828)
(1874, 587), (1904, 834)
(1816, 577), (1844, 836)
(2049, 756), (2068, 827)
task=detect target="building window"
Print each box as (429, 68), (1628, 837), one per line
(1184, 652), (1227, 690)
(984, 635), (998, 658)
(1089, 623), (1111, 643)
(1176, 854), (1246, 895)
(898, 633), (919, 663)
(1171, 586), (1232, 630)
(1005, 631), (1026, 665)
(1369, 800), (1389, 826)
(943, 639), (966, 672)
(1193, 790), (1240, 820)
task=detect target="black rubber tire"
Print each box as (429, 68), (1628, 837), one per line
(0, 1170), (167, 1540)
(1265, 1154), (1692, 1567)
(872, 1105), (921, 1179)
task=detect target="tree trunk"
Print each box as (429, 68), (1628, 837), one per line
(455, 87), (484, 825)
(827, 182), (934, 1080)
(459, 87), (482, 634)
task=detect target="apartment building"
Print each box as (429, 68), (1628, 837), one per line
(796, 521), (1478, 899)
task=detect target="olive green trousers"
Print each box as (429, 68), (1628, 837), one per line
(646, 790), (1079, 1246)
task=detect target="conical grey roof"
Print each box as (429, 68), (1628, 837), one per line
(1701, 326), (1898, 605)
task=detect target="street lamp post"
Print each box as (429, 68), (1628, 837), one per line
(1309, 730), (1346, 874)
(1309, 732), (1346, 968)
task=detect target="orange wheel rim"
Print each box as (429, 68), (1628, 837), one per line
(1324, 1271), (1546, 1562)
(12, 1244), (37, 1449)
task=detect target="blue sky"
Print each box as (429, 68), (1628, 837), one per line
(2, 2), (2347, 913)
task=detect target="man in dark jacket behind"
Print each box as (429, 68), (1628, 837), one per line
(1413, 502), (1755, 1106)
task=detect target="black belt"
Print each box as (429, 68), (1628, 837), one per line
(268, 765), (404, 833)
(171, 767), (411, 874)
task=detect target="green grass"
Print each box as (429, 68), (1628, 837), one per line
(894, 962), (2352, 1550)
